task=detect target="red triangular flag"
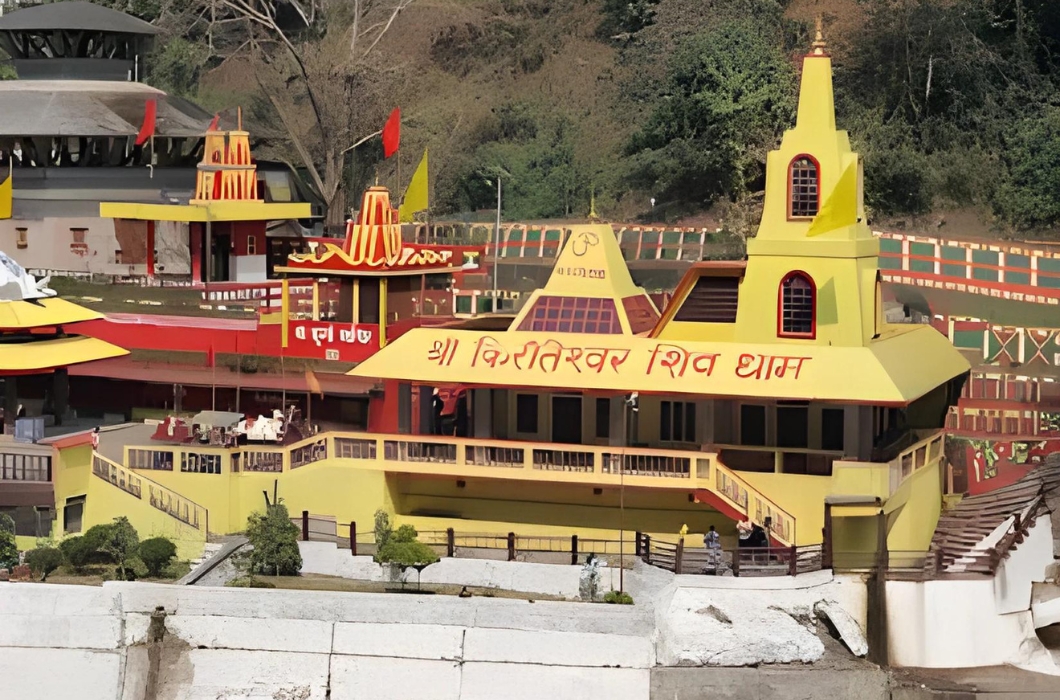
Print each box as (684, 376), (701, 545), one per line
(207, 113), (220, 132)
(135, 99), (157, 146)
(382, 108), (400, 158)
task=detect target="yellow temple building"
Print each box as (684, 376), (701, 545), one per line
(41, 31), (968, 565)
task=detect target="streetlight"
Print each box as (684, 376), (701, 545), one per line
(481, 167), (511, 313)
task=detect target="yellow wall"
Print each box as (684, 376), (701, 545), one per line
(391, 474), (734, 546)
(886, 460), (943, 552)
(53, 447), (206, 559)
(741, 472), (831, 546)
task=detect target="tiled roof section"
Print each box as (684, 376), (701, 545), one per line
(622, 295), (660, 335)
(925, 458), (1060, 578)
(515, 296), (621, 334)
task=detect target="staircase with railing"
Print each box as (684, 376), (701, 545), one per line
(92, 452), (209, 532)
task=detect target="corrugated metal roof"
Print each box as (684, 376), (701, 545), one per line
(0, 81), (212, 137)
(0, 2), (159, 34)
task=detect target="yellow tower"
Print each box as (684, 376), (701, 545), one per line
(728, 22), (880, 348)
(190, 111), (261, 205)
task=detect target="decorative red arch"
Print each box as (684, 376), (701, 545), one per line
(777, 270), (816, 339)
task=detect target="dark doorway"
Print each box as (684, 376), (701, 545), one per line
(210, 233), (231, 281)
(551, 396), (582, 444)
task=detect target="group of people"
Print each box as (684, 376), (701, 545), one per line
(699, 519), (771, 573)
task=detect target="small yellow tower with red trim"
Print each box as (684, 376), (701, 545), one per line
(191, 110), (260, 205)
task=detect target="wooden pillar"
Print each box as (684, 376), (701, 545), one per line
(418, 385), (434, 435)
(350, 522), (357, 556)
(146, 220), (156, 279)
(3, 376), (17, 433)
(472, 389), (493, 439)
(507, 532), (516, 561)
(378, 278), (388, 348)
(822, 503), (834, 570)
(570, 535), (578, 565)
(53, 368), (68, 427)
(447, 528), (455, 558)
(301, 510), (309, 541)
(397, 382), (412, 435)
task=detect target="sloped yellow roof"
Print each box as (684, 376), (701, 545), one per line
(0, 336), (127, 372)
(100, 200), (311, 223)
(0, 297), (103, 330)
(510, 225), (659, 335)
(349, 323), (967, 405)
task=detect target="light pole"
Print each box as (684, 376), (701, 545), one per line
(492, 176), (501, 312)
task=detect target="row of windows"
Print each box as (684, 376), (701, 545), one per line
(0, 453), (51, 482)
(739, 404), (844, 452)
(127, 449), (223, 474)
(517, 395), (699, 444)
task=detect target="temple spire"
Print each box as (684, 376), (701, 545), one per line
(811, 14), (828, 56)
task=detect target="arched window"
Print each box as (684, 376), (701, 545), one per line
(779, 271), (816, 338)
(789, 156), (820, 218)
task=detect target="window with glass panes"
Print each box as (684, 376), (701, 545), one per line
(780, 272), (815, 336)
(789, 157), (819, 218)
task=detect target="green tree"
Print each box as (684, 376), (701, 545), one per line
(374, 509), (393, 552)
(99, 517), (140, 581)
(139, 537), (178, 578)
(25, 547), (63, 581)
(375, 524), (438, 567)
(246, 502), (302, 576)
(993, 106), (1060, 230)
(59, 536), (97, 573)
(0, 513), (17, 570)
(625, 17), (797, 211)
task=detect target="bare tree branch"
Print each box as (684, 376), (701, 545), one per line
(343, 130), (382, 155)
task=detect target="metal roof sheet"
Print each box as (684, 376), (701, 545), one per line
(0, 2), (159, 34)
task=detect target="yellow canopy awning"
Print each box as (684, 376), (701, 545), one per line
(0, 336), (128, 372)
(349, 324), (968, 405)
(100, 201), (311, 223)
(0, 298), (103, 330)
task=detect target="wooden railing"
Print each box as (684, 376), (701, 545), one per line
(93, 452), (208, 532)
(637, 534), (822, 577)
(118, 430), (798, 545)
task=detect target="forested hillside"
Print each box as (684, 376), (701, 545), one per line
(17, 0), (1060, 236)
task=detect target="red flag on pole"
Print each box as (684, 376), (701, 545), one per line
(135, 99), (157, 146)
(382, 108), (400, 158)
(207, 113), (220, 132)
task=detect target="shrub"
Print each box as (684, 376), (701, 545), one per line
(245, 501), (302, 576)
(226, 575), (275, 588)
(373, 509), (392, 552)
(25, 546), (63, 581)
(603, 590), (634, 605)
(59, 536), (96, 572)
(0, 514), (17, 571)
(376, 523), (439, 568)
(139, 537), (177, 578)
(99, 517), (140, 581)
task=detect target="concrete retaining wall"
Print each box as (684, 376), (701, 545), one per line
(297, 541), (611, 599)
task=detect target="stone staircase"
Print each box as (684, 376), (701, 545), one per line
(188, 542), (224, 570)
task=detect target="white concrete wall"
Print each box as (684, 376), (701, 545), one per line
(885, 515), (1059, 674)
(297, 541), (609, 599)
(996, 513), (1055, 614)
(233, 253), (267, 282)
(887, 578), (1057, 673)
(0, 216), (190, 278)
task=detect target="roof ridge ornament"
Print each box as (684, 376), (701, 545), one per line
(811, 14), (828, 56)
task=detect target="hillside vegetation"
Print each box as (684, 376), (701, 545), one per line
(78, 0), (1060, 235)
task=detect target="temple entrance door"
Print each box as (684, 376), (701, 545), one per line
(551, 396), (582, 444)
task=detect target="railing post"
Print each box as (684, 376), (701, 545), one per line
(732, 549), (740, 577)
(350, 522), (357, 556)
(447, 527), (455, 558)
(644, 535), (651, 565)
(302, 510), (309, 541)
(634, 531), (642, 557)
(507, 532), (516, 561)
(789, 545), (798, 577)
(675, 537), (685, 575)
(570, 534), (578, 565)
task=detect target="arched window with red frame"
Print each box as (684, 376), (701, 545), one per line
(788, 155), (820, 218)
(778, 271), (816, 338)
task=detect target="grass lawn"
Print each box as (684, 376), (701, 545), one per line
(251, 572), (571, 601)
(50, 277), (257, 319)
(22, 561), (192, 586)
